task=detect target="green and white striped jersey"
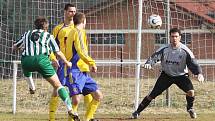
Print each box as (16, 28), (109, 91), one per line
(14, 29), (60, 56)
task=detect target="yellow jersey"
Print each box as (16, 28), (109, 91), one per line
(66, 28), (96, 72)
(49, 23), (74, 60)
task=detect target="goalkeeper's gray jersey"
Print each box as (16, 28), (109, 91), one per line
(145, 43), (202, 76)
(14, 29), (59, 56)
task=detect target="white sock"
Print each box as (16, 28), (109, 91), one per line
(26, 76), (36, 90)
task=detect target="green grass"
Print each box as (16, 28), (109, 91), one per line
(1, 78), (215, 120)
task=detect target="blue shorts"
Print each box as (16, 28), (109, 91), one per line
(68, 69), (98, 96)
(57, 61), (98, 96)
(57, 61), (70, 86)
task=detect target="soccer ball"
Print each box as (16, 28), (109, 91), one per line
(148, 14), (162, 28)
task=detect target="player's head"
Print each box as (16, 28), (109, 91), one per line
(169, 28), (182, 47)
(73, 12), (86, 28)
(64, 3), (76, 21)
(34, 16), (49, 31)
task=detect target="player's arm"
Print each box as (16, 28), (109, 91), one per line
(50, 26), (58, 61)
(186, 55), (202, 75)
(185, 50), (204, 82)
(49, 35), (71, 68)
(73, 31), (96, 67)
(13, 32), (26, 50)
(143, 47), (164, 69)
(50, 26), (60, 69)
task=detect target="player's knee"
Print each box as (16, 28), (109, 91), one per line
(92, 90), (103, 101)
(187, 90), (194, 97)
(72, 95), (81, 105)
(51, 88), (58, 97)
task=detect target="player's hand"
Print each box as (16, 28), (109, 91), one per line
(12, 45), (18, 51)
(52, 60), (59, 70)
(143, 64), (152, 69)
(65, 61), (72, 68)
(197, 74), (204, 82)
(91, 65), (97, 73)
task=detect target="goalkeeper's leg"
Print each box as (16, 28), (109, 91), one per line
(132, 96), (152, 119)
(186, 90), (196, 118)
(132, 73), (172, 119)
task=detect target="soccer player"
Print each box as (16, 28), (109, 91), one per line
(65, 12), (103, 121)
(132, 28), (204, 119)
(49, 4), (93, 121)
(13, 16), (78, 120)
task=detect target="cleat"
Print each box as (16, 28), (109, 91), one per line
(132, 111), (139, 119)
(29, 88), (36, 94)
(89, 119), (99, 121)
(68, 111), (80, 121)
(187, 109), (197, 119)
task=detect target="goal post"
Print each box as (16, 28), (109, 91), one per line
(12, 61), (20, 114)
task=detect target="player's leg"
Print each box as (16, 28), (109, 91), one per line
(82, 74), (103, 121)
(175, 74), (196, 118)
(132, 72), (173, 119)
(26, 75), (36, 94)
(38, 55), (78, 120)
(46, 74), (80, 120)
(21, 57), (36, 94)
(67, 71), (87, 121)
(23, 70), (36, 94)
(84, 90), (102, 121)
(49, 61), (65, 121)
(84, 94), (93, 111)
(49, 88), (59, 121)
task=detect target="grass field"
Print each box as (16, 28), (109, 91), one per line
(1, 111), (215, 121)
(1, 77), (215, 120)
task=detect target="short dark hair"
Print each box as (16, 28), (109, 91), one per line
(169, 28), (181, 35)
(34, 16), (48, 29)
(64, 3), (76, 10)
(73, 12), (86, 25)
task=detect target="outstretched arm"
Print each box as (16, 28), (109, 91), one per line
(143, 47), (164, 69)
(13, 32), (26, 51)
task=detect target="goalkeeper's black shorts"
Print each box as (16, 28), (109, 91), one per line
(148, 71), (194, 99)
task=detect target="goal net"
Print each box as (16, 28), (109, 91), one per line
(1, 0), (215, 115)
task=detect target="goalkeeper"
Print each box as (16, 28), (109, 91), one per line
(13, 16), (78, 120)
(49, 3), (93, 121)
(132, 28), (204, 119)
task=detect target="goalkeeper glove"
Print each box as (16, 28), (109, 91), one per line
(197, 74), (204, 82)
(143, 64), (152, 69)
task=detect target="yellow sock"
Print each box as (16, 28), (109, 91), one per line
(85, 99), (100, 121)
(72, 104), (78, 113)
(84, 94), (93, 109)
(49, 96), (59, 121)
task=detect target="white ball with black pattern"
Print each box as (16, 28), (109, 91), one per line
(148, 14), (162, 29)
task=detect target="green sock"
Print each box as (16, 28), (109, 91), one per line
(57, 86), (72, 111)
